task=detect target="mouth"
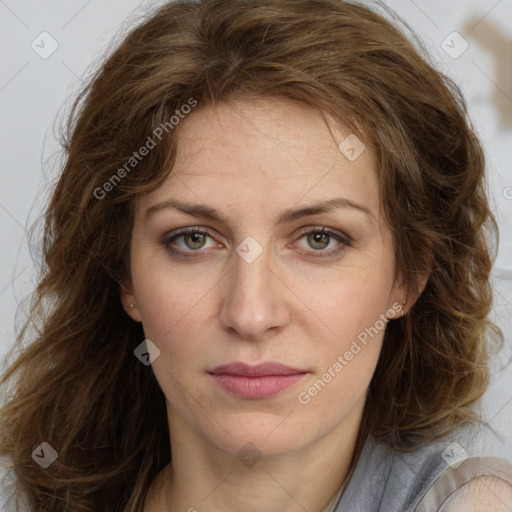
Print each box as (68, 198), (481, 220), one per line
(207, 362), (309, 399)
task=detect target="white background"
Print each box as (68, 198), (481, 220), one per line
(1, 0), (511, 460)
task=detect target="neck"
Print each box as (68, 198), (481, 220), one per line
(145, 400), (367, 512)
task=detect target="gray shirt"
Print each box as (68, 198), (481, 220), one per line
(320, 424), (512, 512)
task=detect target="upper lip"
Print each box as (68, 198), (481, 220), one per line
(208, 362), (307, 377)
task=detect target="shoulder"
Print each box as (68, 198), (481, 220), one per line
(438, 475), (512, 512)
(334, 430), (512, 512)
(414, 456), (512, 512)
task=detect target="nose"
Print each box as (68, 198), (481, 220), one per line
(219, 245), (291, 341)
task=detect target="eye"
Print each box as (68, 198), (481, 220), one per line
(163, 228), (218, 256)
(162, 226), (351, 259)
(293, 227), (351, 258)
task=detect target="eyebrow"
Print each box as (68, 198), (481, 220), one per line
(145, 197), (376, 225)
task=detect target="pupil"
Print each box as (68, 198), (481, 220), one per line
(310, 232), (329, 249)
(187, 233), (205, 249)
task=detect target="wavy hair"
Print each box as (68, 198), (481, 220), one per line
(0, 0), (503, 510)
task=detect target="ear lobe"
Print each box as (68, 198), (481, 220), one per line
(412, 242), (433, 304)
(416, 271), (429, 296)
(119, 278), (142, 323)
(402, 263), (431, 316)
(390, 265), (430, 318)
(400, 240), (433, 314)
(406, 271), (429, 312)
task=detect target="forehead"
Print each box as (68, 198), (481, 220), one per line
(139, 98), (383, 226)
(174, 97), (371, 175)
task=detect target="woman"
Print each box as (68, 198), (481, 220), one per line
(1, 0), (511, 511)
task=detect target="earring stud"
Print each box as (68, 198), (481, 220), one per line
(129, 303), (136, 309)
(401, 297), (406, 317)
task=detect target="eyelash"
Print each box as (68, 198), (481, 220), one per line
(162, 227), (352, 260)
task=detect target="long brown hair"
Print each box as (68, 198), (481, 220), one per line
(0, 0), (503, 510)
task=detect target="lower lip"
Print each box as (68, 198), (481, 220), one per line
(210, 373), (307, 399)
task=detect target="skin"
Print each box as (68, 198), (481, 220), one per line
(121, 97), (428, 512)
(440, 477), (512, 512)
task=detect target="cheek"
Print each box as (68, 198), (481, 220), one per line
(130, 245), (210, 333)
(136, 285), (211, 362)
(299, 269), (392, 403)
(330, 287), (389, 348)
(295, 316), (385, 426)
(310, 265), (394, 350)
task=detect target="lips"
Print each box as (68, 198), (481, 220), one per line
(208, 362), (308, 399)
(208, 362), (306, 377)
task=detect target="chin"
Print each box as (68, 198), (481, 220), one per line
(206, 413), (319, 460)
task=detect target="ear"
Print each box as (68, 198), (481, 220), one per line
(406, 270), (430, 314)
(120, 278), (142, 323)
(390, 250), (431, 317)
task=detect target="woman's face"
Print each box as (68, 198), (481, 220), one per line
(122, 98), (406, 458)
